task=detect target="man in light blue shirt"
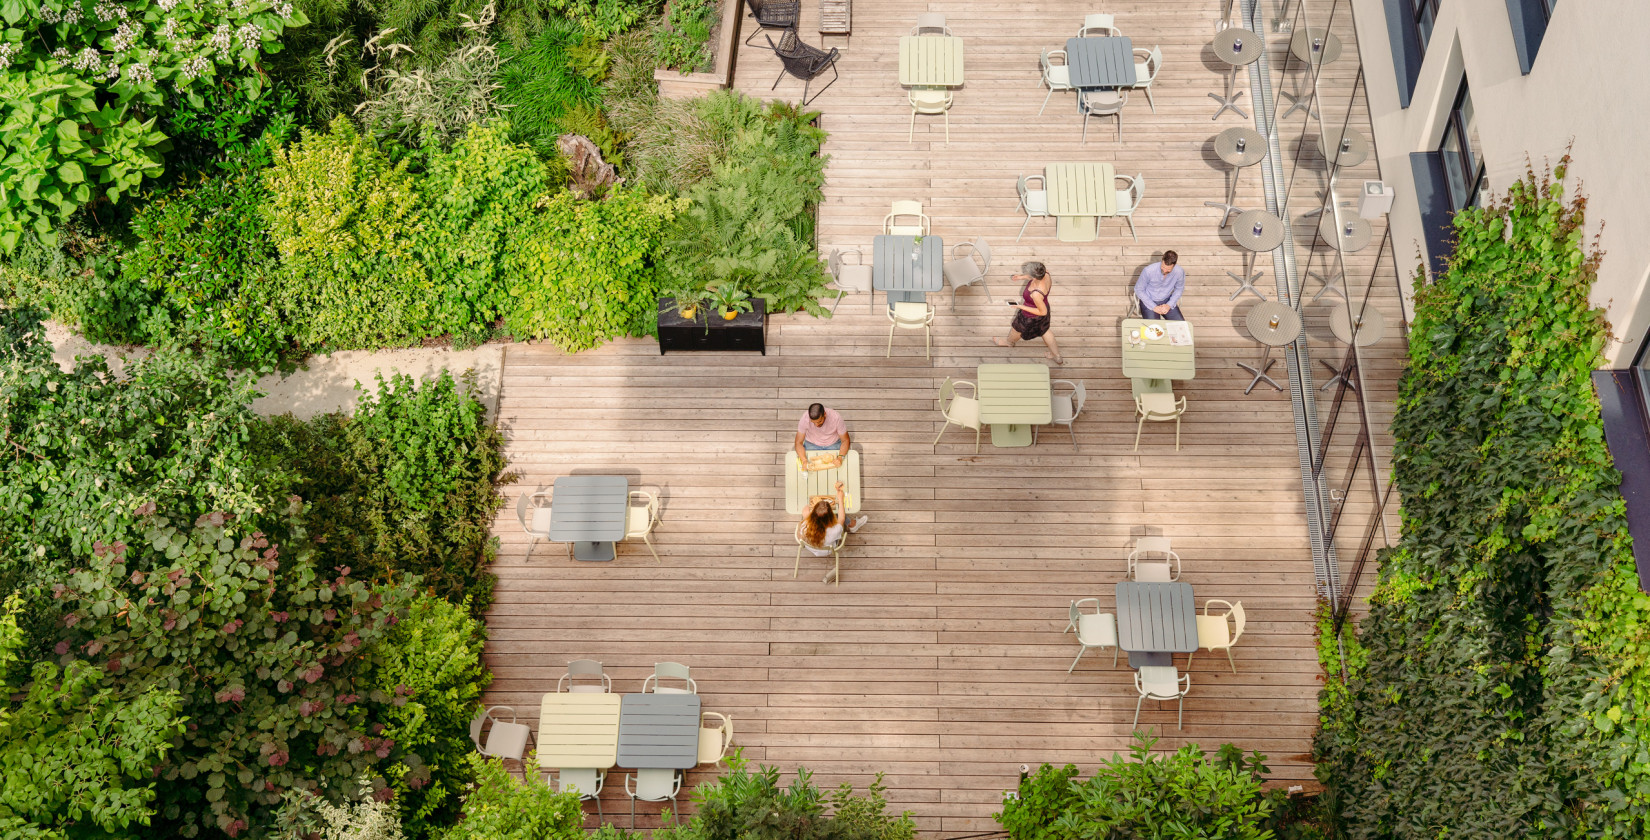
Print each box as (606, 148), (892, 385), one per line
(1135, 250), (1185, 321)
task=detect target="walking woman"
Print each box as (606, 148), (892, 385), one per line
(992, 261), (1064, 365)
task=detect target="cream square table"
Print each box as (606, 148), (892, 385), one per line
(785, 450), (861, 515)
(976, 363), (1052, 447)
(537, 693), (621, 771)
(1120, 318), (1196, 381)
(898, 35), (965, 86)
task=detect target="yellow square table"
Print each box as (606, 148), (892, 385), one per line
(898, 35), (965, 86)
(537, 693), (621, 771)
(976, 363), (1052, 447)
(785, 450), (861, 515)
(1046, 162), (1119, 218)
(1120, 319), (1196, 381)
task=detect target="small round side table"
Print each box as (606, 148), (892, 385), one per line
(1210, 28), (1263, 120)
(1206, 127), (1267, 228)
(1229, 210), (1285, 301)
(1241, 301), (1302, 394)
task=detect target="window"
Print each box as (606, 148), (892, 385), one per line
(1438, 81), (1485, 210)
(1413, 0), (1442, 52)
(1506, 0), (1554, 73)
(1539, 0), (1557, 20)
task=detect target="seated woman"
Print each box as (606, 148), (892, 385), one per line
(799, 482), (868, 581)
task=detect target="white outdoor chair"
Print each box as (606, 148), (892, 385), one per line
(884, 200), (931, 236)
(1134, 391), (1186, 451)
(1133, 665), (1190, 729)
(1132, 45), (1162, 112)
(643, 662), (698, 695)
(1114, 173), (1144, 241)
(698, 712), (734, 765)
(911, 11), (951, 35)
(1128, 535), (1181, 582)
(794, 518), (846, 585)
(469, 706), (532, 773)
(1065, 597), (1118, 672)
(1079, 89), (1127, 143)
(1016, 175), (1050, 241)
(515, 491), (554, 560)
(556, 768), (606, 819)
(909, 88), (953, 144)
(1038, 48), (1074, 116)
(1036, 380), (1086, 449)
(886, 300), (935, 359)
(942, 239), (993, 309)
(826, 247), (874, 312)
(626, 489), (660, 562)
(933, 377), (982, 454)
(557, 659), (612, 693)
(1077, 13), (1118, 37)
(1188, 599), (1247, 673)
(626, 768), (683, 826)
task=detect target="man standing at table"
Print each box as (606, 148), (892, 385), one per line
(1135, 250), (1185, 321)
(794, 402), (852, 463)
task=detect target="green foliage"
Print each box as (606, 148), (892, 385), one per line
(356, 34), (509, 159)
(437, 753), (585, 840)
(0, 593), (187, 838)
(668, 753), (916, 840)
(255, 370), (508, 612)
(653, 0), (716, 74)
(261, 117), (434, 351)
(161, 81), (301, 177)
(1314, 159), (1649, 837)
(997, 736), (1277, 840)
(505, 187), (680, 350)
(0, 62), (167, 251)
(119, 166), (295, 369)
(370, 597), (491, 836)
(51, 504), (423, 838)
(497, 19), (605, 159)
(535, 0), (658, 40)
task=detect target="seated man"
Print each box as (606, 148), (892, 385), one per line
(794, 402), (851, 465)
(1135, 250), (1185, 321)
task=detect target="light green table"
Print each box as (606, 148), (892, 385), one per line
(1047, 162), (1118, 242)
(976, 363), (1052, 447)
(785, 450), (861, 515)
(1120, 319), (1196, 382)
(898, 35), (965, 86)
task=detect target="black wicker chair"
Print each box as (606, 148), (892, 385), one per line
(766, 30), (840, 107)
(744, 0), (800, 46)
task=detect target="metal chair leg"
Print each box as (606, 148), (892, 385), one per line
(1134, 693), (1145, 728)
(1068, 644), (1088, 673)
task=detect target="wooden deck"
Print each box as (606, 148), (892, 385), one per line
(483, 0), (1406, 833)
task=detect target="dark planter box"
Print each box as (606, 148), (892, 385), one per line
(657, 297), (767, 355)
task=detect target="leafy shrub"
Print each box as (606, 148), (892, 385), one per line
(161, 81), (301, 177)
(497, 19), (605, 159)
(119, 167), (295, 369)
(0, 223), (139, 342)
(653, 0), (717, 74)
(539, 0), (658, 40)
(262, 117), (434, 350)
(506, 187), (681, 350)
(439, 754), (585, 840)
(1315, 159), (1650, 837)
(665, 754), (916, 840)
(996, 736), (1278, 840)
(357, 39), (509, 158)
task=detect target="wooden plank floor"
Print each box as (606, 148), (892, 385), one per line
(482, 0), (1405, 833)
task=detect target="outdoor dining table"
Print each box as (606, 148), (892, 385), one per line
(617, 693), (703, 769)
(549, 475), (629, 561)
(538, 692), (621, 770)
(1046, 162), (1117, 243)
(898, 35), (965, 87)
(784, 449), (862, 515)
(1120, 318), (1196, 381)
(1115, 581), (1199, 669)
(1064, 36), (1136, 90)
(872, 234), (944, 309)
(976, 363), (1052, 448)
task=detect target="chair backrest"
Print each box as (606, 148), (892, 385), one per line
(1080, 89), (1126, 115)
(1138, 392), (1181, 418)
(646, 661), (697, 694)
(1040, 48), (1067, 75)
(1134, 559), (1173, 582)
(1083, 13), (1115, 30)
(1018, 174), (1045, 201)
(1230, 601), (1247, 640)
(559, 768), (601, 798)
(827, 247), (846, 277)
(885, 200), (929, 235)
(1133, 535), (1172, 558)
(1068, 599), (1082, 626)
(1128, 174), (1145, 206)
(515, 492), (531, 531)
(939, 376), (957, 407)
(890, 199), (923, 216)
(1148, 45), (1163, 74)
(971, 238), (993, 271)
(891, 300), (932, 325)
(468, 710), (488, 749)
(559, 659), (610, 693)
(909, 88), (952, 110)
(1071, 381), (1088, 418)
(1137, 665), (1183, 697)
(913, 12), (948, 34)
(634, 767), (679, 800)
(698, 712), (733, 764)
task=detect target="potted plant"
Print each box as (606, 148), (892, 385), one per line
(664, 285), (708, 321)
(710, 284), (753, 320)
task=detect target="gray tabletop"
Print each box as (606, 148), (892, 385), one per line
(1316, 128), (1369, 168)
(873, 235), (944, 292)
(1115, 581), (1198, 655)
(1065, 36), (1137, 88)
(1246, 301), (1302, 346)
(1290, 28), (1343, 64)
(1233, 210), (1286, 252)
(549, 475), (628, 540)
(1329, 303), (1386, 346)
(1319, 215), (1372, 252)
(1215, 127), (1267, 168)
(617, 693), (702, 769)
(1212, 28), (1262, 66)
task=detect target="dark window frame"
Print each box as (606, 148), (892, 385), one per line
(1412, 0), (1442, 52)
(1382, 0), (1426, 107)
(1505, 0), (1554, 74)
(1438, 80), (1486, 210)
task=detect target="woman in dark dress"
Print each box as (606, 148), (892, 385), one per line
(991, 261), (1064, 365)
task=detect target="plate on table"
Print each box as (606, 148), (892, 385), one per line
(1142, 324), (1166, 341)
(804, 453), (842, 471)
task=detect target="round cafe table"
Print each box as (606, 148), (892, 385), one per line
(1206, 127), (1267, 227)
(1316, 128), (1369, 169)
(1240, 301), (1301, 394)
(1229, 209), (1284, 301)
(1329, 303), (1386, 347)
(1283, 29), (1342, 119)
(1318, 214), (1372, 253)
(1210, 28), (1262, 120)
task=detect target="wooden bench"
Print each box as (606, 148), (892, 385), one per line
(819, 0), (850, 43)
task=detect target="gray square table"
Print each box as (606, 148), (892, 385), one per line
(549, 475), (629, 562)
(1115, 581), (1198, 669)
(873, 235), (944, 310)
(617, 693), (703, 769)
(1064, 36), (1136, 90)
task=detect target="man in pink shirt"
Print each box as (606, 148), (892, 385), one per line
(794, 402), (851, 463)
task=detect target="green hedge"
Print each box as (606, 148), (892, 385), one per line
(1315, 160), (1650, 837)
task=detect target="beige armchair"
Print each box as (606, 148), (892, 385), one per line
(1065, 597), (1118, 672)
(626, 489), (660, 562)
(1134, 392), (1187, 451)
(1188, 599), (1246, 673)
(1127, 535), (1181, 582)
(933, 377), (981, 453)
(886, 300), (935, 359)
